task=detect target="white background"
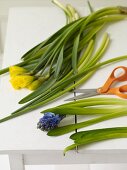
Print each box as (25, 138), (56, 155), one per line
(1, 153), (127, 170)
(1, 0), (127, 170)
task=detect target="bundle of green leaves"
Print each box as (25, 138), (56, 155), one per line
(41, 97), (127, 154)
(0, 1), (127, 123)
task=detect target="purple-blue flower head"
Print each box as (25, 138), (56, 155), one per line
(37, 112), (65, 131)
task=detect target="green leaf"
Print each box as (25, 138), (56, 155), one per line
(43, 106), (122, 115)
(63, 143), (77, 155)
(76, 133), (127, 145)
(78, 39), (94, 68)
(71, 127), (127, 141)
(64, 127), (127, 154)
(87, 33), (110, 67)
(87, 1), (94, 13)
(52, 0), (73, 23)
(72, 33), (80, 74)
(54, 46), (64, 78)
(79, 24), (104, 50)
(47, 97), (127, 108)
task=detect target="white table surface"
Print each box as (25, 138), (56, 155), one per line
(1, 1), (127, 164)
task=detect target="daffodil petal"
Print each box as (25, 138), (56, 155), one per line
(10, 75), (35, 89)
(10, 79), (21, 89)
(9, 66), (27, 77)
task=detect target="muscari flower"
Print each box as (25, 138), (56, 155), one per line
(37, 112), (66, 131)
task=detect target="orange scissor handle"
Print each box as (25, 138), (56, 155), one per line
(98, 66), (127, 94)
(106, 84), (127, 99)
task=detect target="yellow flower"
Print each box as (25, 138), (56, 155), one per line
(9, 66), (27, 78)
(10, 75), (35, 90)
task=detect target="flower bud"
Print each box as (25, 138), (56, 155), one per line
(27, 79), (42, 90)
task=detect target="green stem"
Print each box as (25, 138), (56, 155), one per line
(0, 58), (37, 75)
(52, 0), (73, 23)
(64, 144), (77, 155)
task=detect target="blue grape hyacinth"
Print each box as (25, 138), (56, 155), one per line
(37, 112), (66, 131)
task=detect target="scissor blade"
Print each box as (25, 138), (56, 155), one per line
(74, 89), (97, 93)
(65, 89), (99, 101)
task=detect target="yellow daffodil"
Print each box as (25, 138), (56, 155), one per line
(9, 66), (27, 78)
(10, 75), (35, 90)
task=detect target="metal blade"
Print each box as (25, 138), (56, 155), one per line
(74, 88), (97, 93)
(65, 89), (99, 101)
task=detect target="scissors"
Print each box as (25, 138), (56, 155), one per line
(66, 66), (127, 101)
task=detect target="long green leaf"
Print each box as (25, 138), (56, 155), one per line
(87, 33), (110, 67)
(54, 98), (127, 108)
(75, 133), (127, 145)
(87, 1), (94, 13)
(42, 106), (123, 115)
(64, 127), (127, 154)
(71, 127), (127, 140)
(72, 33), (80, 74)
(54, 46), (64, 78)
